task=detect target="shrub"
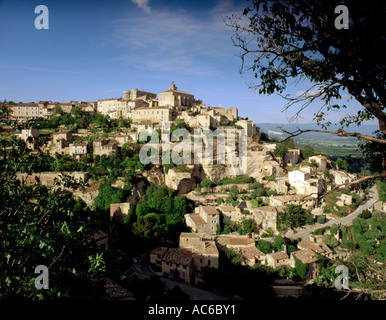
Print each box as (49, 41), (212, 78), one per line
(322, 234), (339, 248)
(317, 215), (326, 224)
(359, 209), (372, 219)
(256, 240), (273, 254)
(294, 256), (308, 280)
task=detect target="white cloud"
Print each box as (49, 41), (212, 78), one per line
(131, 0), (151, 14)
(108, 1), (244, 76)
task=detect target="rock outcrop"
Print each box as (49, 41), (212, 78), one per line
(143, 165), (165, 185)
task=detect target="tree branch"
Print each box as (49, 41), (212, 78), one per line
(278, 126), (386, 145)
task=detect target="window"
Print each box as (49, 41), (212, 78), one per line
(208, 260), (211, 266)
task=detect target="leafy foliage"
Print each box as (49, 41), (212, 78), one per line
(352, 213), (386, 262)
(0, 139), (105, 299)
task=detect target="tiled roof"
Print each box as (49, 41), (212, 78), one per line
(310, 155), (327, 160)
(218, 204), (235, 212)
(159, 89), (194, 96)
(268, 251), (289, 261)
(163, 248), (193, 265)
(193, 241), (218, 255)
(202, 206), (219, 215)
(180, 232), (202, 239)
(187, 214), (206, 226)
(298, 238), (333, 256)
(216, 236), (255, 247)
(240, 246), (265, 259)
(292, 249), (318, 264)
(150, 246), (169, 257)
(135, 106), (170, 110)
(229, 238), (255, 246)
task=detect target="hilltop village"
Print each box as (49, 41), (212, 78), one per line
(1, 83), (384, 300)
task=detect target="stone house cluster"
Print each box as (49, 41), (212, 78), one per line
(48, 130), (88, 160)
(19, 128), (39, 151)
(216, 235), (265, 267)
(184, 203), (281, 237)
(150, 232), (219, 284)
(6, 101), (96, 121)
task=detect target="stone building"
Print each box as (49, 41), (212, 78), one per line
(239, 246), (266, 267)
(336, 194), (353, 207)
(110, 132), (138, 147)
(284, 149), (300, 166)
(97, 98), (130, 119)
(51, 130), (73, 154)
(216, 235), (256, 251)
(308, 155), (328, 172)
(150, 233), (219, 284)
(235, 119), (260, 142)
(161, 248), (194, 283)
(215, 235), (265, 266)
(69, 142), (87, 160)
(184, 206), (220, 235)
(288, 169), (325, 197)
(9, 103), (42, 121)
(297, 236), (333, 259)
(93, 230), (109, 252)
(253, 206), (281, 232)
(213, 106), (238, 122)
(179, 233), (219, 284)
(289, 249), (320, 279)
(110, 202), (133, 223)
(124, 89), (157, 101)
(269, 194), (316, 210)
(266, 251), (290, 268)
(19, 128), (39, 150)
(330, 170), (357, 185)
(93, 139), (118, 156)
(217, 204), (243, 224)
(133, 106), (174, 124)
(16, 171), (89, 186)
(158, 82), (195, 109)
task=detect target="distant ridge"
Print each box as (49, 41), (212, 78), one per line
(254, 122), (379, 142)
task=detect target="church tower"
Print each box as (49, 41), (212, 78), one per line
(168, 81), (177, 91)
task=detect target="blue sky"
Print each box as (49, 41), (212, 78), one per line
(0, 0), (367, 124)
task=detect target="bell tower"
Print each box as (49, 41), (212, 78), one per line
(168, 81), (177, 91)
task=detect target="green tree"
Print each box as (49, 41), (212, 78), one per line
(322, 234), (339, 248)
(229, 185), (239, 201)
(301, 146), (315, 160)
(294, 256), (308, 280)
(273, 143), (288, 167)
(334, 158), (349, 171)
(282, 138), (295, 149)
(278, 204), (307, 230)
(0, 140), (105, 299)
(93, 183), (126, 212)
(199, 178), (214, 192)
(256, 240), (273, 254)
(227, 0), (386, 181)
(273, 236), (285, 252)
